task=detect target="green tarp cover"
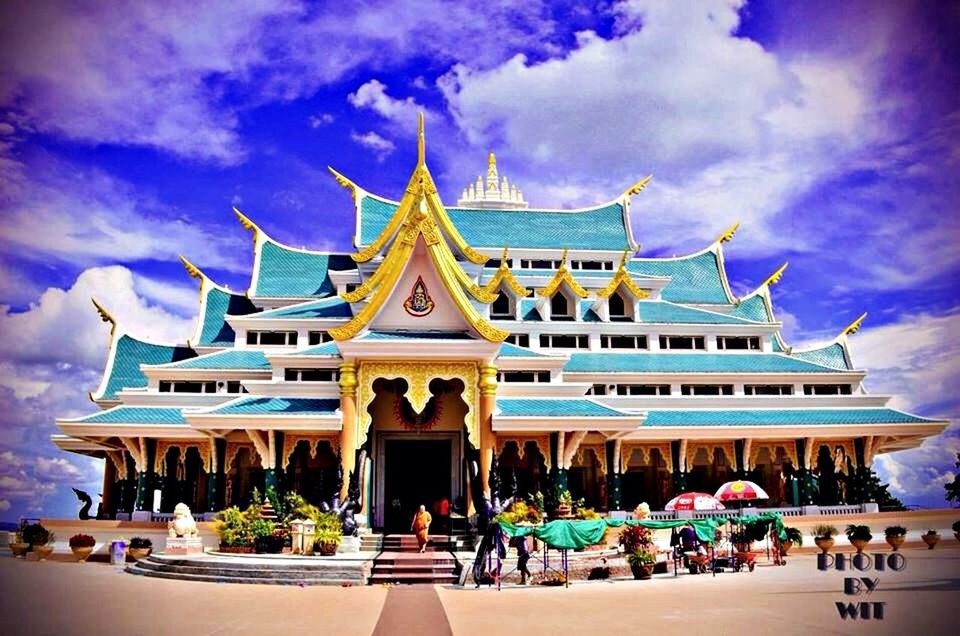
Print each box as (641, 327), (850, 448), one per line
(498, 517), (727, 549)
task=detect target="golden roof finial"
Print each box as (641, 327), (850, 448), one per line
(500, 244), (509, 264)
(91, 297), (116, 334)
(328, 166), (360, 203)
(232, 206), (261, 253)
(559, 247), (569, 267)
(623, 174), (652, 197)
(841, 312), (867, 336)
(416, 111), (425, 166)
(178, 255), (204, 280)
(488, 151), (496, 169)
(715, 220), (741, 244)
(761, 262), (788, 288)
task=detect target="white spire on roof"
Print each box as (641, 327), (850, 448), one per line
(457, 152), (528, 209)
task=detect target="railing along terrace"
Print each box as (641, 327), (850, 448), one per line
(817, 505), (862, 516)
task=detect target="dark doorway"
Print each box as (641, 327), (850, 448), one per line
(383, 439), (451, 533)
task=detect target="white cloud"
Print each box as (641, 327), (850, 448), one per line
(348, 79), (426, 130)
(350, 131), (396, 161)
(35, 457), (85, 482)
(0, 499), (10, 511)
(308, 113), (335, 128)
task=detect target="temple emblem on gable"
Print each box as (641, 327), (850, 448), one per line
(403, 275), (435, 317)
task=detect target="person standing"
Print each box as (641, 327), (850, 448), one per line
(411, 504), (432, 553)
(511, 534), (532, 585)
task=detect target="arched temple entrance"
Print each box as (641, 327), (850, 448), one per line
(368, 377), (468, 532)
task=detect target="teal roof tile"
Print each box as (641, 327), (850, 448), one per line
(160, 349), (270, 370)
(300, 342), (342, 356)
(564, 352), (845, 373)
(253, 240), (355, 298)
(197, 286), (258, 346)
(628, 251), (730, 304)
(496, 398), (631, 417)
(98, 335), (195, 400)
(209, 397), (340, 416)
(730, 295), (770, 322)
(518, 299), (543, 321)
(256, 297), (353, 319)
(68, 406), (186, 425)
(637, 300), (757, 324)
(485, 267), (612, 278)
(644, 408), (936, 427)
(359, 196), (632, 250)
(497, 343), (550, 357)
(792, 343), (850, 370)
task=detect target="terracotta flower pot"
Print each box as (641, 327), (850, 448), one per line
(849, 538), (871, 553)
(32, 544), (54, 561)
(885, 535), (905, 551)
(127, 547), (151, 560)
(9, 542), (29, 558)
(630, 562), (653, 580)
(71, 546), (94, 562)
(814, 537), (835, 554)
(780, 540), (793, 555)
(317, 541), (339, 556)
(921, 534), (940, 550)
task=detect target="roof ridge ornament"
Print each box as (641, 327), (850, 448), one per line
(178, 255), (205, 281)
(91, 297), (117, 335)
(840, 312), (867, 337)
(537, 248), (589, 298)
(232, 206), (263, 252)
(328, 166), (364, 204)
(481, 246), (530, 297)
(596, 249), (650, 299)
(623, 174), (652, 198)
(457, 150), (527, 209)
(761, 261), (789, 288)
(714, 220), (740, 244)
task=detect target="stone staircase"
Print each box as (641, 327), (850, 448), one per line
(369, 534), (466, 585)
(126, 553), (370, 586)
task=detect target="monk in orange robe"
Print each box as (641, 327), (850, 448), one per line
(411, 505), (432, 553)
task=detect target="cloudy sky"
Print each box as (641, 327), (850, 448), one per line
(0, 0), (957, 520)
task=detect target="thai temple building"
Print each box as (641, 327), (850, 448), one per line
(53, 117), (946, 530)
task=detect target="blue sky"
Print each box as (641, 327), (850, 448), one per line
(0, 0), (957, 520)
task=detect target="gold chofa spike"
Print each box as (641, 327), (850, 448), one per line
(91, 297), (116, 333)
(841, 312), (867, 336)
(761, 262), (788, 288)
(328, 166), (359, 203)
(715, 221), (741, 244)
(417, 112), (425, 165)
(623, 174), (652, 197)
(178, 255), (204, 280)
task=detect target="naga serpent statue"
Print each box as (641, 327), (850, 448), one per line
(71, 487), (102, 520)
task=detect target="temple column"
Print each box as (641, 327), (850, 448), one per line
(206, 438), (224, 512)
(478, 363), (498, 500)
(245, 429), (275, 497)
(796, 438), (816, 506)
(734, 439), (747, 480)
(100, 452), (116, 517)
(553, 432), (568, 492)
(122, 437), (155, 512)
(670, 440), (687, 495)
(338, 361), (358, 502)
(851, 437), (871, 504)
(606, 439), (622, 510)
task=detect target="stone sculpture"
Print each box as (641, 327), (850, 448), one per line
(168, 502), (199, 538)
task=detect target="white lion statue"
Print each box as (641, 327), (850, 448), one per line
(633, 502), (651, 520)
(168, 502), (199, 538)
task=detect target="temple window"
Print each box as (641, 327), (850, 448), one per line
(681, 384), (734, 396)
(505, 333), (530, 347)
(717, 335), (761, 350)
(488, 258), (514, 269)
(247, 330), (298, 346)
(803, 384), (852, 395)
(745, 384), (794, 395)
(600, 334), (648, 349)
(587, 384), (608, 395)
(521, 259), (561, 269)
(539, 334), (589, 349)
(608, 288), (635, 321)
(550, 292), (575, 320)
(284, 368), (339, 382)
(496, 371), (551, 383)
(226, 381), (247, 394)
(491, 291), (514, 319)
(615, 384), (671, 396)
(571, 260), (614, 271)
(659, 335), (706, 350)
(158, 380), (218, 393)
(308, 331), (333, 345)
(345, 283), (360, 293)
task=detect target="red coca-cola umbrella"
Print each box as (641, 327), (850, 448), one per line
(664, 492), (726, 511)
(714, 480), (769, 501)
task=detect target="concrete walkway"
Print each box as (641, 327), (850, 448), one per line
(1, 547), (957, 635)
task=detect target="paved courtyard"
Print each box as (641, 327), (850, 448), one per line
(1, 547), (957, 636)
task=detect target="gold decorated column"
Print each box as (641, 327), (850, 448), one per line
(478, 363), (498, 500)
(338, 361), (358, 502)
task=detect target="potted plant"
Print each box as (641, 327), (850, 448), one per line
(23, 523), (54, 559)
(69, 533), (96, 561)
(921, 529), (940, 550)
(127, 537), (153, 560)
(884, 526), (907, 551)
(314, 510), (343, 555)
(953, 520), (960, 543)
(555, 489), (573, 517)
(250, 517), (278, 554)
(214, 506), (254, 553)
(9, 524), (29, 558)
(845, 524), (873, 553)
(779, 527), (803, 555)
(813, 524), (839, 554)
(627, 549), (657, 580)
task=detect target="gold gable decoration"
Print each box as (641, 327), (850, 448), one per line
(357, 360), (479, 448)
(153, 440), (213, 474)
(714, 220), (740, 244)
(481, 247), (531, 298)
(497, 435), (551, 470)
(329, 114), (507, 342)
(281, 434), (339, 469)
(596, 251), (650, 299)
(536, 248), (589, 298)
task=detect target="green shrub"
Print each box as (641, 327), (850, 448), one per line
(22, 523), (51, 546)
(626, 549), (657, 566)
(782, 527), (803, 547)
(845, 524), (873, 541)
(812, 524), (839, 539)
(69, 533), (95, 548)
(248, 518), (276, 539)
(215, 506), (252, 546)
(884, 525), (906, 537)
